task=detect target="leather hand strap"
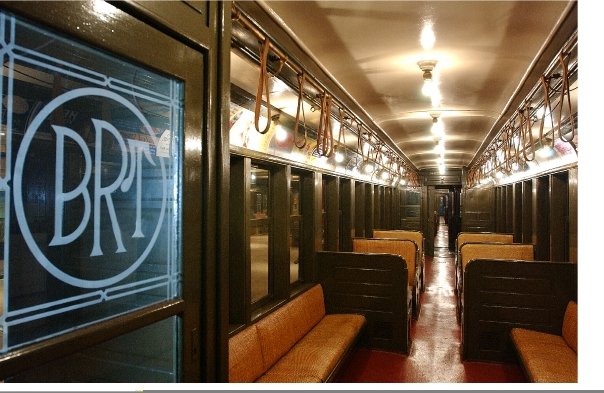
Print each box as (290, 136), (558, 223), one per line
(254, 37), (271, 134)
(557, 52), (575, 142)
(294, 72), (308, 149)
(538, 76), (555, 148)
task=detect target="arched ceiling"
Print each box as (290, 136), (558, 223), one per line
(256, 0), (573, 171)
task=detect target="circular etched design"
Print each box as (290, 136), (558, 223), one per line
(13, 87), (167, 289)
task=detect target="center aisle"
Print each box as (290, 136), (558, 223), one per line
(336, 218), (525, 383)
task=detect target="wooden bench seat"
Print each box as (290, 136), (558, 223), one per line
(462, 259), (576, 362)
(352, 237), (420, 319)
(228, 284), (366, 383)
(511, 301), (577, 383)
(318, 251), (411, 354)
(457, 242), (534, 321)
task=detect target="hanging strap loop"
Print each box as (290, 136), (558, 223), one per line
(254, 37), (272, 134)
(294, 72), (308, 149)
(317, 93), (334, 157)
(337, 107), (347, 146)
(538, 76), (555, 148)
(519, 109), (535, 162)
(557, 52), (575, 142)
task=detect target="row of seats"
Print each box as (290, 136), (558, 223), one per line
(455, 232), (577, 382)
(229, 229), (424, 383)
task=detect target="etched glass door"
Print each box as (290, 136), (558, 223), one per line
(0, 6), (192, 381)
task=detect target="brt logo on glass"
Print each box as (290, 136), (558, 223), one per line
(13, 87), (168, 289)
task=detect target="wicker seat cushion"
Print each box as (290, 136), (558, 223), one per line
(511, 328), (577, 383)
(257, 314), (366, 382)
(228, 325), (264, 382)
(353, 238), (416, 286)
(255, 285), (326, 368)
(562, 301), (577, 353)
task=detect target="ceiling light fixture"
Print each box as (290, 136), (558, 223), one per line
(430, 112), (445, 140)
(418, 60), (437, 97)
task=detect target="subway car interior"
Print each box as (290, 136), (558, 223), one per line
(0, 0), (601, 387)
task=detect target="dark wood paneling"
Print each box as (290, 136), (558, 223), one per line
(498, 186), (506, 232)
(365, 183), (374, 238)
(229, 157), (251, 325)
(324, 176), (340, 251)
(420, 186), (429, 243)
(522, 180), (533, 243)
(463, 260), (576, 362)
(318, 251), (410, 354)
(128, 1), (211, 46)
(354, 181), (365, 237)
(340, 179), (354, 251)
(461, 187), (494, 232)
(568, 167), (578, 263)
(390, 188), (399, 230)
(505, 185), (513, 234)
(513, 183), (523, 243)
(401, 189), (421, 231)
(297, 169), (314, 283)
(550, 172), (569, 262)
(534, 176), (550, 260)
(302, 172), (320, 282)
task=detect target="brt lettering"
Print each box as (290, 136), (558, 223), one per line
(49, 118), (156, 256)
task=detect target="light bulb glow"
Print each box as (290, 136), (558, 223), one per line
(420, 22), (436, 50)
(537, 145), (555, 159)
(434, 141), (445, 154)
(275, 125), (288, 142)
(422, 78), (434, 96)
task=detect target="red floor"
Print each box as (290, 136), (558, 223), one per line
(336, 219), (526, 383)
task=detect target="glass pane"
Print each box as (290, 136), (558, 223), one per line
(250, 166), (269, 303)
(289, 173), (301, 284)
(6, 316), (180, 382)
(0, 12), (183, 352)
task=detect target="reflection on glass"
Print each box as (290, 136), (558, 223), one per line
(6, 317), (180, 382)
(289, 173), (301, 284)
(250, 166), (270, 303)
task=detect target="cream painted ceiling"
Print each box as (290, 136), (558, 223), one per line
(251, 0), (572, 171)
